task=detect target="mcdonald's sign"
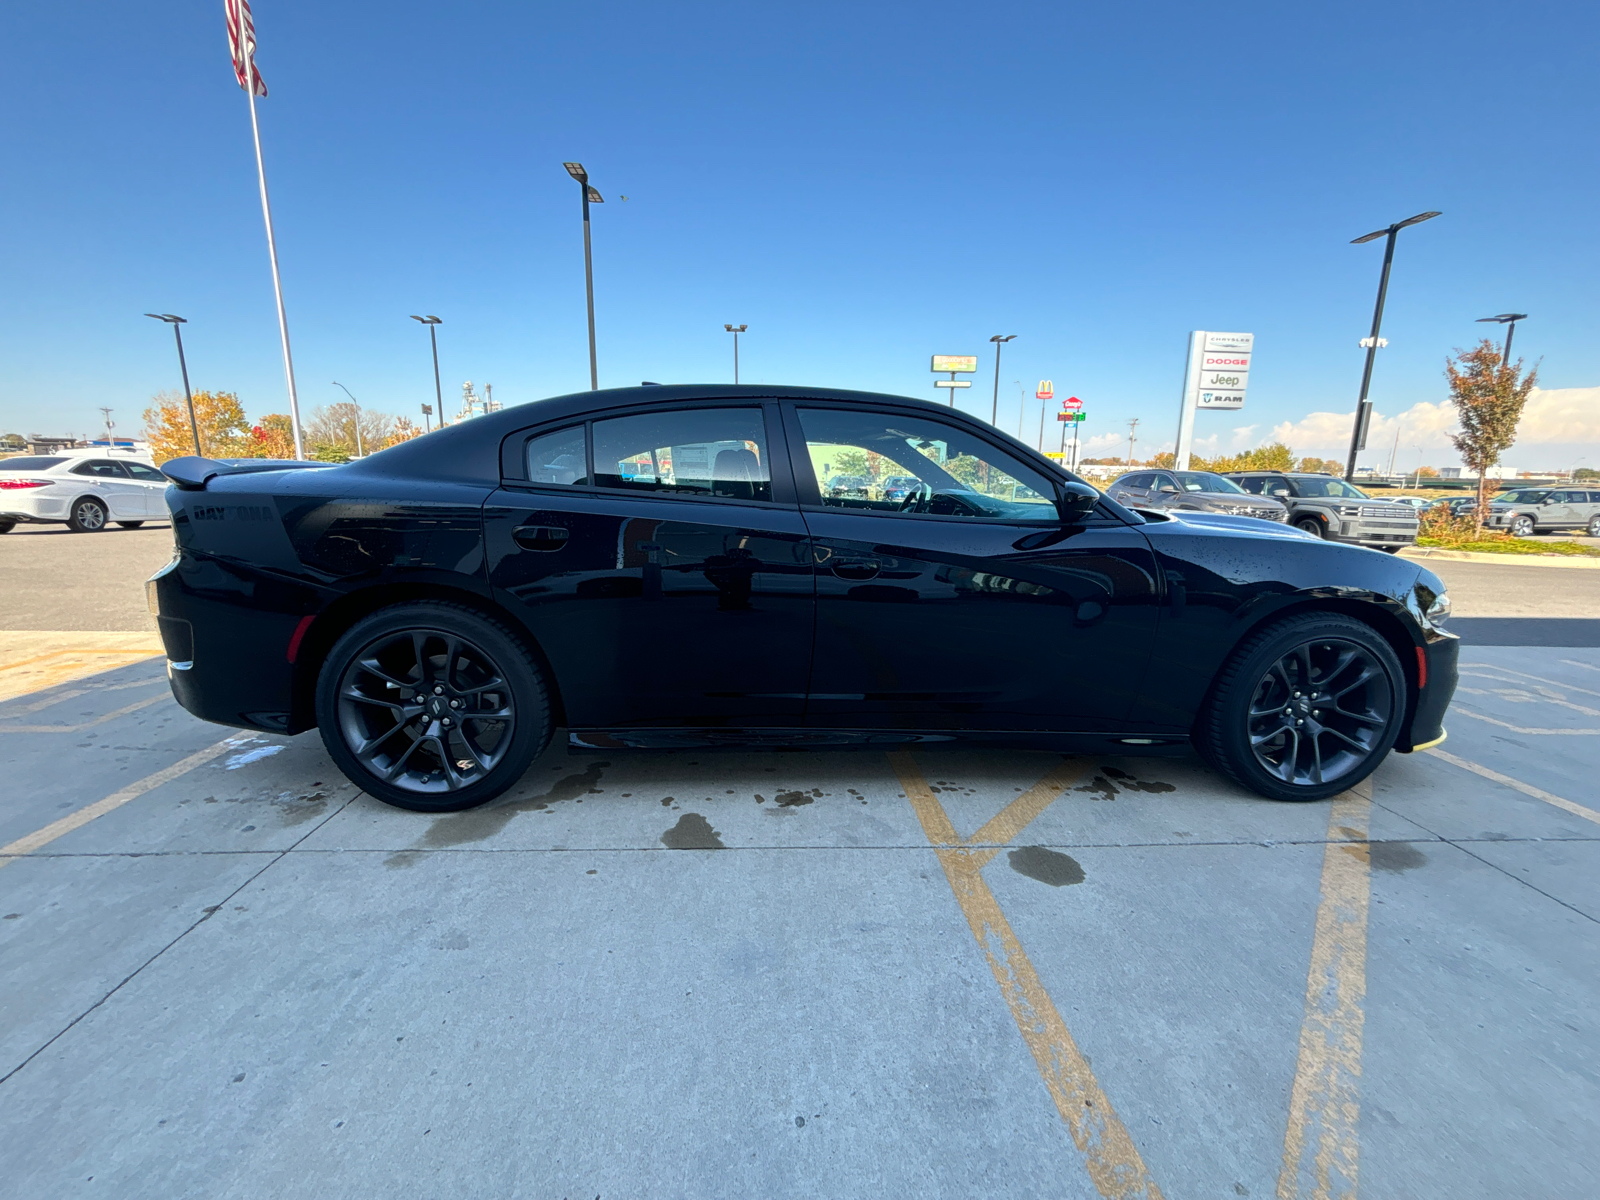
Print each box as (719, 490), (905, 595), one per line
(1036, 380), (1054, 401)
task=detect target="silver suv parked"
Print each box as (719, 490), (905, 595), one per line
(1105, 469), (1287, 521)
(1226, 471), (1418, 552)
(1486, 487), (1600, 537)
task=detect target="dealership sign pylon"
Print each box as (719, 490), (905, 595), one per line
(1175, 332), (1253, 470)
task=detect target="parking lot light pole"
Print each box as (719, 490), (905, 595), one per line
(724, 324), (747, 383)
(1476, 312), (1529, 367)
(1344, 211), (1441, 481)
(989, 335), (1015, 425)
(331, 381), (364, 457)
(409, 315), (446, 427)
(144, 313), (201, 456)
(563, 162), (603, 390)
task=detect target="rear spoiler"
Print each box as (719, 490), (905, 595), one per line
(159, 456), (334, 491)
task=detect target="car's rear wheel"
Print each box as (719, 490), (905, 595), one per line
(315, 602), (552, 812)
(1295, 516), (1326, 538)
(67, 498), (107, 533)
(1510, 515), (1535, 537)
(1588, 515), (1600, 538)
(1198, 614), (1405, 802)
(116, 521), (144, 529)
(0, 520), (14, 534)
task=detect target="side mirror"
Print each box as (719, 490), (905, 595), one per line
(1057, 480), (1100, 523)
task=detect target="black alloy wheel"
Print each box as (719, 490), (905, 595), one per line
(315, 602), (552, 812)
(1198, 614), (1404, 802)
(1509, 515), (1535, 537)
(1295, 516), (1326, 538)
(116, 521), (144, 529)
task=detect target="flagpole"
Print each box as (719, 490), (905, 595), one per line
(241, 40), (304, 460)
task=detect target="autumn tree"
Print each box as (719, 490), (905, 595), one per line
(1297, 456), (1344, 475)
(1191, 442), (1295, 473)
(249, 415), (299, 459)
(143, 390), (254, 464)
(1445, 339), (1538, 527)
(306, 402), (395, 458)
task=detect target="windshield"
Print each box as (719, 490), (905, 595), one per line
(1173, 471), (1245, 495)
(1496, 489), (1548, 504)
(0, 456), (66, 471)
(1292, 477), (1368, 498)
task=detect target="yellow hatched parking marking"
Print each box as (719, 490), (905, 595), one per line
(1278, 781), (1372, 1200)
(0, 632), (164, 702)
(890, 752), (1164, 1200)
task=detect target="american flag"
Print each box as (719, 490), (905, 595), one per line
(224, 0), (268, 97)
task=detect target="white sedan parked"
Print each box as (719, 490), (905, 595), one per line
(0, 452), (171, 533)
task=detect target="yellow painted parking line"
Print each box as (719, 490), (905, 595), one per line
(890, 752), (1164, 1200)
(0, 692), (169, 734)
(0, 735), (249, 869)
(1426, 747), (1600, 827)
(1279, 781), (1372, 1200)
(2, 675), (165, 717)
(962, 758), (1092, 868)
(1452, 707), (1598, 736)
(0, 632), (164, 702)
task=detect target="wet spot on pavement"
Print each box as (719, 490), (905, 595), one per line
(1369, 841), (1428, 873)
(661, 812), (725, 849)
(421, 761), (610, 847)
(1008, 845), (1086, 887)
(384, 851), (423, 870)
(1076, 768), (1175, 800)
(774, 790), (813, 807)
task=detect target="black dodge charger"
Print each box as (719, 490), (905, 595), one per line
(148, 385), (1457, 812)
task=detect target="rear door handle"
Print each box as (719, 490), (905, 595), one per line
(513, 524), (570, 552)
(831, 558), (881, 581)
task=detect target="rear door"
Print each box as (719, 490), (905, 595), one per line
(484, 402), (815, 732)
(122, 461), (170, 516)
(68, 460), (144, 519)
(786, 402), (1161, 733)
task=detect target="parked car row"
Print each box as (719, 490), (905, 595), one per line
(0, 449), (172, 533)
(1104, 469), (1420, 551)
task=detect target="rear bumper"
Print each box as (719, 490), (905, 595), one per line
(1398, 633), (1459, 752)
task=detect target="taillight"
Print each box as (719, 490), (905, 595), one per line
(0, 479), (50, 489)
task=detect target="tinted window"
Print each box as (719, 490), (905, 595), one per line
(1174, 471), (1245, 494)
(1153, 475), (1180, 492)
(1235, 476), (1264, 494)
(525, 426), (589, 486)
(797, 407), (1058, 521)
(1292, 476), (1365, 498)
(70, 460), (129, 478)
(0, 456), (67, 471)
(1589, 492), (1600, 503)
(1120, 474), (1153, 489)
(592, 408), (771, 502)
(124, 462), (167, 483)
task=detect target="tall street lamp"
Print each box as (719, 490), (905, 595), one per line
(563, 162), (603, 390)
(989, 335), (1016, 425)
(331, 381), (364, 457)
(1343, 210), (1441, 480)
(144, 313), (201, 456)
(1476, 312), (1529, 366)
(724, 324), (747, 383)
(409, 315), (446, 427)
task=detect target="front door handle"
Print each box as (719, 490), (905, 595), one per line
(831, 558), (881, 581)
(513, 524), (570, 552)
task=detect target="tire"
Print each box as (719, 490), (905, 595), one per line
(116, 521), (144, 529)
(1379, 545), (1402, 553)
(1510, 515), (1535, 537)
(1197, 613), (1405, 803)
(315, 602), (553, 812)
(67, 497), (108, 533)
(1588, 515), (1600, 538)
(0, 520), (14, 534)
(1294, 516), (1326, 538)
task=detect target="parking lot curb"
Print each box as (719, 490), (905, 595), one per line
(1400, 547), (1600, 569)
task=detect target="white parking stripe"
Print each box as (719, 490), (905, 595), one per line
(1425, 747), (1600, 826)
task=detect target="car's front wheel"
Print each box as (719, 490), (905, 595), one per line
(1588, 515), (1600, 538)
(315, 602), (553, 812)
(0, 520), (14, 534)
(1294, 516), (1326, 538)
(1198, 614), (1405, 802)
(67, 498), (108, 533)
(1510, 515), (1535, 537)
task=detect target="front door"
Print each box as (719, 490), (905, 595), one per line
(787, 403), (1161, 733)
(485, 403), (815, 732)
(68, 460), (145, 519)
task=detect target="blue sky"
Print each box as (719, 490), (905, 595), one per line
(2, 1), (1596, 470)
